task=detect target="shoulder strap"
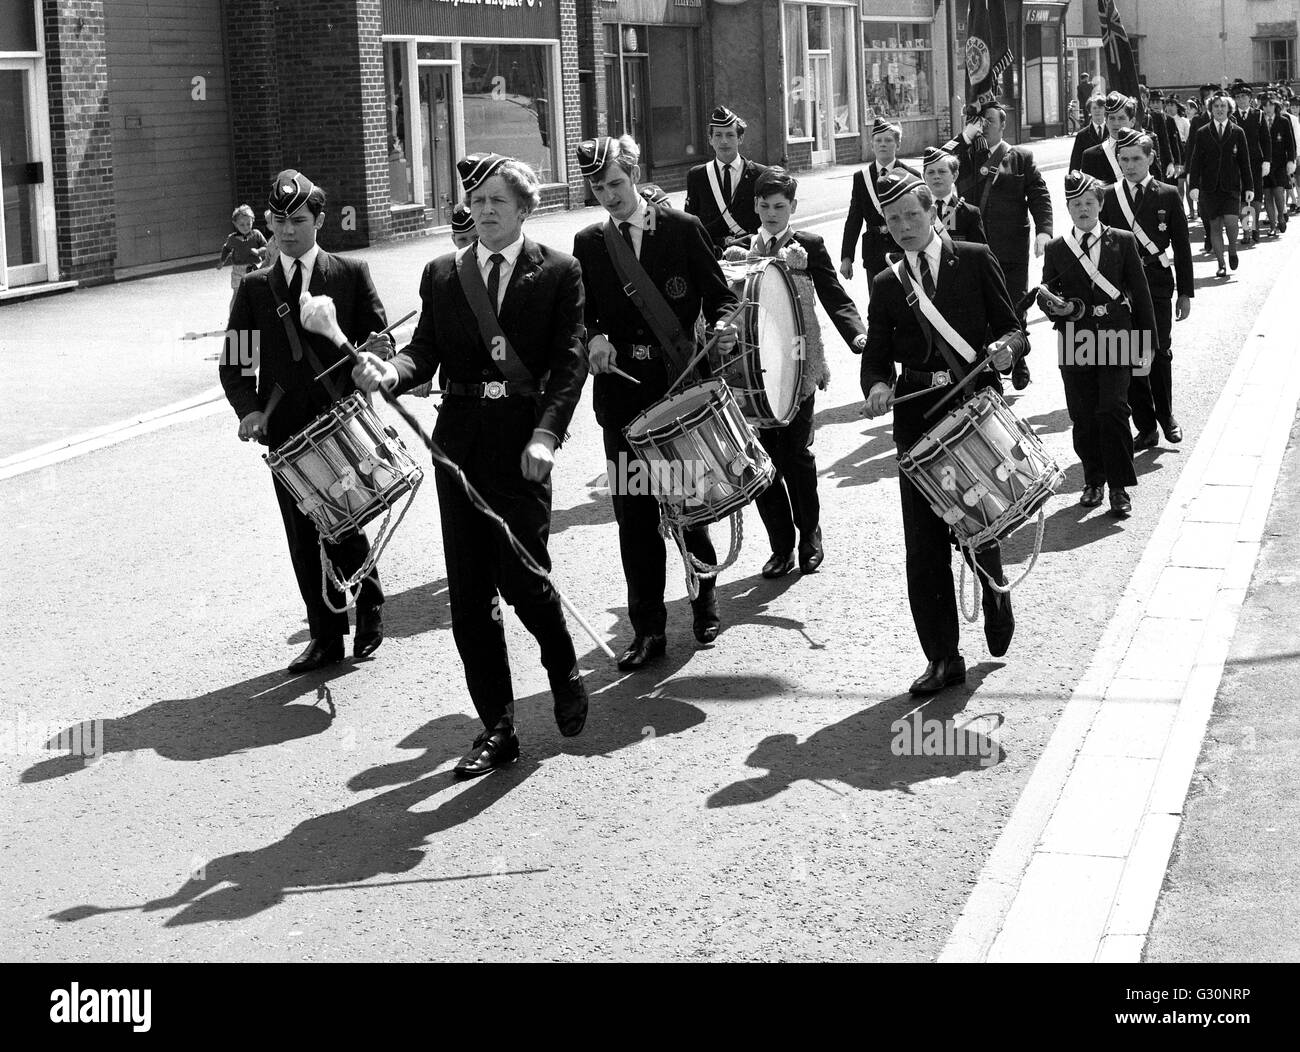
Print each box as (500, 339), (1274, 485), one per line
(705, 163), (747, 237)
(454, 248), (536, 385)
(863, 164), (885, 219)
(266, 276), (345, 402)
(602, 218), (694, 378)
(1114, 184), (1173, 267)
(1101, 139), (1124, 180)
(1064, 229), (1123, 300)
(890, 258), (976, 369)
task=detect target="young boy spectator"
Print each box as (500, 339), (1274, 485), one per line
(217, 205), (268, 308)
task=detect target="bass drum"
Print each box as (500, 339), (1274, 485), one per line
(717, 256), (806, 427)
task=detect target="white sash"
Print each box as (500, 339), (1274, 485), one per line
(751, 229), (794, 256)
(890, 258), (976, 364)
(1064, 228), (1123, 300)
(863, 162), (886, 219)
(1100, 139), (1123, 181)
(705, 161), (746, 237)
(1115, 182), (1172, 268)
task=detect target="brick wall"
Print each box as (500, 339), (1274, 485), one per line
(557, 0), (580, 208)
(835, 136), (862, 167)
(42, 0), (115, 284)
(225, 0), (280, 225)
(785, 140), (812, 173)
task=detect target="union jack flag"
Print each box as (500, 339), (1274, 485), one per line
(1097, 0), (1141, 102)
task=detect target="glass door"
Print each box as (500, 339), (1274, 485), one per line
(0, 65), (47, 288)
(810, 53), (833, 165)
(623, 56), (650, 169)
(418, 64), (456, 225)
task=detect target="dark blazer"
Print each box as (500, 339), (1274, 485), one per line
(840, 160), (922, 276)
(684, 157), (768, 251)
(1261, 113), (1297, 188)
(387, 238), (588, 444)
(1145, 111), (1181, 174)
(1040, 226), (1157, 363)
(574, 203), (738, 429)
(860, 239), (1020, 442)
(936, 195), (986, 244)
(1100, 180), (1195, 300)
(1070, 122), (1108, 172)
(1186, 120), (1254, 195)
(221, 250), (387, 448)
(1232, 108), (1266, 185)
(738, 229), (866, 349)
(1081, 131), (1167, 185)
(949, 139), (1053, 272)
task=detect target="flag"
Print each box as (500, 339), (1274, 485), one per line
(964, 0), (1013, 106)
(1098, 0), (1141, 101)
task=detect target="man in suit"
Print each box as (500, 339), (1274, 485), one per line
(1101, 130), (1194, 450)
(221, 170), (391, 674)
(575, 135), (740, 671)
(1187, 90), (1255, 276)
(1081, 92), (1165, 184)
(860, 172), (1026, 696)
(921, 145), (986, 244)
(944, 101), (1052, 391)
(738, 166), (867, 580)
(684, 106), (767, 253)
(1070, 94), (1109, 172)
(351, 153), (591, 777)
(1077, 72), (1095, 115)
(1041, 172), (1157, 518)
(1231, 81), (1268, 243)
(840, 117), (922, 289)
(1259, 90), (1297, 235)
(1140, 86), (1181, 183)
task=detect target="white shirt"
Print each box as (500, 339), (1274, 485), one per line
(476, 234), (525, 310)
(757, 226), (790, 254)
(1072, 226), (1102, 263)
(715, 155), (743, 197)
(936, 192), (959, 219)
(1215, 120), (1228, 138)
(614, 198), (649, 259)
(905, 234), (943, 291)
(1123, 174), (1153, 202)
(280, 243), (319, 292)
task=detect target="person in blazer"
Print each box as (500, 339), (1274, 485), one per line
(943, 100), (1052, 390)
(839, 117), (922, 289)
(1101, 130), (1194, 450)
(221, 170), (391, 675)
(1141, 86), (1181, 182)
(921, 145), (987, 244)
(684, 106), (767, 253)
(1080, 92), (1166, 185)
(731, 167), (868, 580)
(1231, 81), (1268, 243)
(1041, 172), (1157, 519)
(860, 172), (1026, 697)
(1259, 91), (1296, 235)
(1069, 95), (1109, 172)
(574, 135), (740, 672)
(1187, 90), (1255, 276)
(352, 153), (591, 777)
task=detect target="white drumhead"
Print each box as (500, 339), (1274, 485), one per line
(751, 262), (803, 421)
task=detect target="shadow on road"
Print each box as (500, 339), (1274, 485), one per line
(288, 576), (453, 646)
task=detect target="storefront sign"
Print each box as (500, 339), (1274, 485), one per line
(1024, 4), (1065, 24)
(1066, 36), (1103, 50)
(600, 0), (704, 23)
(382, 0), (557, 38)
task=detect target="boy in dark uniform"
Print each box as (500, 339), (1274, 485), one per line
(921, 146), (986, 244)
(684, 106), (767, 252)
(840, 117), (921, 290)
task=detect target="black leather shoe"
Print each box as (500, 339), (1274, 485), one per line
(692, 587), (721, 644)
(983, 589), (1015, 658)
(287, 638), (345, 674)
(1134, 428), (1159, 450)
(1215, 264), (1228, 278)
(353, 604), (384, 660)
(909, 656), (967, 696)
(551, 673), (589, 738)
(798, 527), (824, 574)
(1079, 484), (1105, 508)
(1011, 356), (1031, 391)
(1109, 488), (1133, 517)
(453, 727), (520, 778)
(1229, 250), (1239, 270)
(1161, 418), (1183, 443)
(762, 551), (796, 579)
(617, 634), (666, 671)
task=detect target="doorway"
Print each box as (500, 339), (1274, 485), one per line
(623, 55), (650, 169)
(419, 65), (457, 225)
(0, 63), (49, 288)
(810, 52), (833, 165)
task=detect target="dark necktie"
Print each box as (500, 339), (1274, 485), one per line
(619, 221), (635, 257)
(287, 258), (303, 306)
(721, 162), (733, 202)
(917, 254), (936, 298)
(486, 252), (505, 314)
(1080, 232), (1092, 257)
(766, 234), (780, 256)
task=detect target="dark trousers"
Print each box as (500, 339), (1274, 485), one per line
(435, 457), (578, 731)
(755, 393), (819, 554)
(895, 397), (1003, 661)
(1130, 294), (1174, 434)
(602, 426), (716, 637)
(273, 478), (382, 641)
(1061, 365), (1138, 489)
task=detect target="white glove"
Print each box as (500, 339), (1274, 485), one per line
(1262, 161), (1272, 178)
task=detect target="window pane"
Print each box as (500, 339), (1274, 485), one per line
(786, 7), (807, 137)
(647, 27), (701, 162)
(462, 44), (556, 183)
(831, 7), (852, 134)
(417, 42), (450, 61)
(864, 26), (935, 119)
(384, 44), (414, 205)
(807, 4), (827, 51)
(604, 24), (618, 55)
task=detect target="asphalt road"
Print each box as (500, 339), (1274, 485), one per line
(3, 139), (1293, 960)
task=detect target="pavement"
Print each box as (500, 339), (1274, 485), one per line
(2, 133), (1297, 962)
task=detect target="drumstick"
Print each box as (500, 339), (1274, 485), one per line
(923, 357), (996, 420)
(298, 294), (618, 663)
(661, 300), (749, 401)
(312, 309), (418, 382)
(183, 329), (229, 341)
(606, 363), (642, 385)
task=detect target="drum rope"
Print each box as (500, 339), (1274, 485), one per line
(319, 479), (421, 613)
(663, 510), (744, 600)
(957, 508), (1048, 622)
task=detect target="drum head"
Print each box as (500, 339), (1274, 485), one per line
(748, 260), (804, 422)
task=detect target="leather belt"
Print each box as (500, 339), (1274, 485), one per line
(444, 380), (539, 399)
(1086, 301), (1129, 318)
(613, 342), (662, 361)
(902, 366), (954, 389)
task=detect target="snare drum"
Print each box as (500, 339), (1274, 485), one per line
(266, 392), (424, 543)
(897, 388), (1063, 549)
(718, 257), (806, 427)
(624, 379), (774, 529)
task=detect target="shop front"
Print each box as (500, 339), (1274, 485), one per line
(381, 0), (568, 230)
(781, 0), (859, 169)
(860, 0), (946, 153)
(1020, 2), (1068, 139)
(0, 0), (56, 293)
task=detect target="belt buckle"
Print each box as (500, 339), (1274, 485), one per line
(483, 380), (506, 399)
(631, 345), (652, 361)
(931, 370), (951, 388)
(1091, 305), (1107, 318)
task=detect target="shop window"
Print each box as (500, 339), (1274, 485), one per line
(384, 43), (415, 205)
(785, 5), (807, 138)
(647, 27), (702, 162)
(1253, 37), (1295, 82)
(863, 21), (935, 120)
(830, 5), (854, 135)
(786, 3), (857, 140)
(462, 43), (557, 184)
